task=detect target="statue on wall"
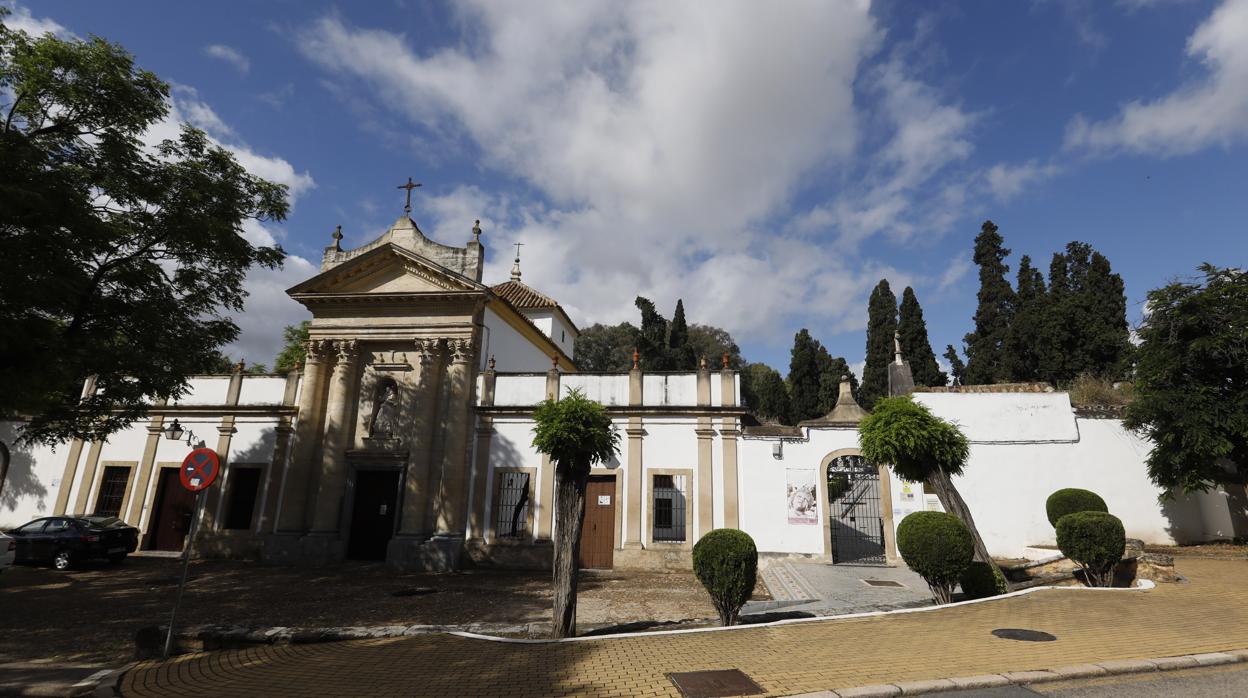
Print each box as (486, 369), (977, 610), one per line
(369, 380), (400, 439)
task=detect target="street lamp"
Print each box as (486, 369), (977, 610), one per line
(164, 419), (196, 447)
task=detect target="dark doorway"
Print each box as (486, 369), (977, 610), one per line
(579, 476), (616, 569)
(347, 470), (400, 561)
(827, 455), (886, 565)
(147, 467), (196, 551)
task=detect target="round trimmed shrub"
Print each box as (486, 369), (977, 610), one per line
(1056, 511), (1126, 587)
(1045, 488), (1108, 528)
(896, 511), (974, 604)
(692, 528), (758, 626)
(959, 561), (1008, 600)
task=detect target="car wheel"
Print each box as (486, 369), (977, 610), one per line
(52, 549), (74, 571)
(108, 553), (127, 564)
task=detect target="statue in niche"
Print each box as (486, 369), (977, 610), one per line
(369, 380), (400, 440)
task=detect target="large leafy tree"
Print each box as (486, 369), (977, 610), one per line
(962, 220), (1015, 385)
(1125, 264), (1248, 494)
(572, 302), (741, 372)
(1003, 255), (1047, 382)
(531, 389), (620, 638)
(573, 322), (639, 371)
(897, 287), (947, 388)
(274, 320), (311, 373)
(0, 16), (288, 446)
(859, 396), (1006, 584)
(686, 324), (743, 370)
(741, 363), (790, 424)
(861, 279), (898, 407)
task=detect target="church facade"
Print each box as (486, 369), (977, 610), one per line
(3, 214), (1244, 570)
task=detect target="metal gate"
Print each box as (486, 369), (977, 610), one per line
(827, 455), (885, 565)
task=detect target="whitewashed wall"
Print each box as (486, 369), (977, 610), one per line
(482, 306), (552, 372)
(560, 375), (629, 406)
(0, 422), (69, 528)
(520, 308), (576, 358)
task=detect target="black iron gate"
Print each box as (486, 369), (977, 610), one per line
(827, 455), (885, 565)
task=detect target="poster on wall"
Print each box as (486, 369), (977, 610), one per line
(786, 469), (818, 525)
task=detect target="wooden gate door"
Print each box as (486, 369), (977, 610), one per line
(347, 470), (400, 561)
(578, 476), (616, 569)
(148, 467), (196, 551)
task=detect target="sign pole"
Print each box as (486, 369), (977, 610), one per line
(163, 446), (220, 660)
(163, 489), (204, 660)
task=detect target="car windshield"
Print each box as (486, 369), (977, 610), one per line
(74, 515), (124, 529)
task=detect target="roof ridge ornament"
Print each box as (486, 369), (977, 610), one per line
(511, 242), (524, 281)
(472, 219), (482, 243)
(330, 225), (343, 251)
(397, 176), (422, 214)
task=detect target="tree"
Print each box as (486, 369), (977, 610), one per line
(1044, 242), (1131, 383)
(634, 297), (672, 370)
(861, 279), (898, 407)
(741, 363), (790, 424)
(573, 322), (639, 371)
(274, 320), (311, 373)
(667, 299), (696, 369)
(1125, 264), (1248, 494)
(788, 329), (825, 423)
(943, 345), (965, 386)
(0, 17), (288, 447)
(897, 287), (947, 388)
(962, 221), (1015, 385)
(1003, 255), (1047, 382)
(531, 389), (621, 638)
(859, 396), (1007, 585)
(686, 324), (743, 370)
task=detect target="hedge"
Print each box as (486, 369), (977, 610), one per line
(1056, 511), (1125, 587)
(692, 528), (758, 626)
(959, 561), (1008, 600)
(1045, 488), (1108, 528)
(896, 511), (973, 604)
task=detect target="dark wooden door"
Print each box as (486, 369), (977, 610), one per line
(578, 476), (615, 569)
(148, 468), (196, 551)
(347, 470), (399, 561)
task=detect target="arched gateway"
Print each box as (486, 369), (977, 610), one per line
(815, 449), (897, 565)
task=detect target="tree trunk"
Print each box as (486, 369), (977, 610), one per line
(551, 462), (589, 639)
(0, 440), (9, 502)
(926, 468), (1011, 590)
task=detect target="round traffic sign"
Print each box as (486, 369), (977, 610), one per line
(179, 448), (220, 492)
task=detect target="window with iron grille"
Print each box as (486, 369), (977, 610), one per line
(494, 471), (531, 538)
(652, 474), (687, 543)
(94, 466), (130, 518)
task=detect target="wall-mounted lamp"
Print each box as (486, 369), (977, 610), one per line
(164, 419), (197, 447)
(772, 441), (783, 460)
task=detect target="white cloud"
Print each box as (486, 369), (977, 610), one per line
(984, 160), (1061, 200)
(204, 44), (250, 74)
(1, 2), (70, 37)
(937, 256), (972, 292)
(1066, 0), (1248, 156)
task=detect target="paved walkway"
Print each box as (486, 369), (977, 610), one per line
(752, 559), (930, 615)
(120, 559), (1248, 698)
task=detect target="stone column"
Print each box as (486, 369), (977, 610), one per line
(720, 364), (741, 529)
(257, 419), (294, 534)
(624, 359), (645, 548)
(536, 359), (561, 539)
(468, 358), (497, 541)
(308, 339), (359, 537)
(396, 339), (442, 537)
(695, 360), (714, 537)
(433, 337), (476, 537)
(275, 340), (331, 534)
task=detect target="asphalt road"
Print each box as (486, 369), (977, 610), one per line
(949, 662), (1248, 697)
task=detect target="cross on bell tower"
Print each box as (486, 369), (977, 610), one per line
(396, 177), (422, 214)
(511, 242), (524, 282)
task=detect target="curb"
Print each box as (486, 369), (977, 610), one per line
(785, 648), (1248, 697)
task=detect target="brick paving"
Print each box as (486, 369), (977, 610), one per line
(120, 558), (1248, 697)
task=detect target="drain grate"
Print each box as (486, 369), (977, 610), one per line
(992, 628), (1058, 642)
(862, 579), (905, 588)
(668, 669), (764, 698)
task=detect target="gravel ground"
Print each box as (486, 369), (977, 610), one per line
(0, 555), (767, 665)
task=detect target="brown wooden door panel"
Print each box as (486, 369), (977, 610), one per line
(148, 468), (195, 551)
(578, 477), (615, 569)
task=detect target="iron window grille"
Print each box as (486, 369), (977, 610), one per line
(94, 466), (130, 518)
(495, 471), (531, 538)
(652, 474), (687, 543)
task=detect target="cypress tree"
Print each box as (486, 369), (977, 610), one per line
(861, 279), (898, 408)
(1003, 255), (1047, 382)
(634, 296), (671, 370)
(788, 329), (824, 423)
(897, 287), (948, 387)
(667, 299), (696, 370)
(1044, 242), (1131, 382)
(943, 345), (966, 386)
(962, 220), (1015, 385)
(741, 363), (791, 425)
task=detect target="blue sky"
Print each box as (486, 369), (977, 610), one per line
(6, 0), (1246, 375)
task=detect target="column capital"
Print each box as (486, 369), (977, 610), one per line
(448, 337), (473, 365)
(305, 339), (334, 363)
(333, 338), (360, 364)
(413, 337), (440, 364)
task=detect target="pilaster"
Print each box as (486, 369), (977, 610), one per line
(201, 370), (243, 532)
(696, 361), (713, 538)
(309, 339), (359, 535)
(720, 364), (741, 529)
(127, 409), (165, 524)
(275, 341), (330, 533)
(536, 358), (561, 539)
(53, 376), (98, 515)
(624, 360), (644, 548)
(72, 440), (104, 515)
(398, 339), (442, 537)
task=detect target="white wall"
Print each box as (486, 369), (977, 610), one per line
(560, 375), (629, 406)
(238, 377), (288, 405)
(492, 375), (548, 406)
(0, 422), (70, 528)
(642, 374), (697, 406)
(482, 306), (553, 372)
(521, 309), (576, 358)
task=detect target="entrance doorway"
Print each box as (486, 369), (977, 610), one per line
(147, 467), (196, 551)
(578, 476), (616, 569)
(347, 470), (400, 561)
(827, 455), (885, 565)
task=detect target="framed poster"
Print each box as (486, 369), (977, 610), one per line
(786, 469), (818, 525)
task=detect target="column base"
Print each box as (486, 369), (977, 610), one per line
(386, 533), (465, 571)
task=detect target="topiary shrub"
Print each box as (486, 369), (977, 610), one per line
(1056, 511), (1126, 587)
(1046, 488), (1108, 528)
(692, 528), (758, 626)
(959, 561), (1009, 600)
(896, 511), (974, 604)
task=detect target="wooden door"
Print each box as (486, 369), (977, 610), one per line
(347, 470), (400, 561)
(148, 468), (196, 551)
(578, 476), (616, 569)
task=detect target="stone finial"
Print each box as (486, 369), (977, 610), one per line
(487, 354), (496, 371)
(330, 225), (343, 251)
(699, 356), (708, 370)
(511, 242), (524, 281)
(632, 347), (640, 371)
(894, 330), (903, 366)
(722, 353), (731, 369)
(551, 354), (559, 370)
(234, 359), (245, 374)
(472, 219), (482, 242)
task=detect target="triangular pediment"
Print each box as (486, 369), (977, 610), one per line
(287, 243), (486, 297)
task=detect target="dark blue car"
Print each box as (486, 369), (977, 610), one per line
(6, 515), (139, 570)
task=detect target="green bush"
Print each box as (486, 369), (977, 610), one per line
(1045, 488), (1108, 528)
(1056, 511), (1126, 587)
(896, 511), (974, 604)
(959, 561), (1009, 600)
(692, 529), (758, 626)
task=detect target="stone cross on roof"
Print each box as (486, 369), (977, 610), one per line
(396, 177), (422, 214)
(511, 242), (524, 281)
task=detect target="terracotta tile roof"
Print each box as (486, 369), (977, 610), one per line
(490, 280), (560, 309)
(914, 382), (1054, 394)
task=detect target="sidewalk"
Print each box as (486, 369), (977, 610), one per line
(119, 558), (1248, 697)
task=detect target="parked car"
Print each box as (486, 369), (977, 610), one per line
(5, 515), (139, 570)
(0, 532), (15, 574)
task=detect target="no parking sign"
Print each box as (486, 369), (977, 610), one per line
(179, 448), (219, 492)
